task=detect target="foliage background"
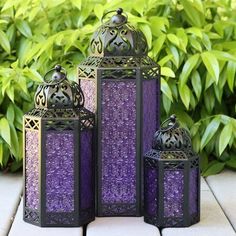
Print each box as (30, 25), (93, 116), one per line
(0, 0), (235, 175)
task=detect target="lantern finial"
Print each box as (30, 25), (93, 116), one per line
(90, 8), (148, 56)
(34, 65), (84, 109)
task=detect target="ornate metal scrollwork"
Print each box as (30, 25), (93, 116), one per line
(152, 115), (192, 152)
(34, 65), (84, 109)
(90, 8), (148, 57)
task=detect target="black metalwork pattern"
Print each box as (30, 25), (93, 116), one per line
(24, 208), (40, 225)
(35, 66), (84, 109)
(152, 115), (192, 152)
(101, 204), (137, 216)
(23, 65), (96, 227)
(144, 115), (200, 228)
(90, 9), (148, 57)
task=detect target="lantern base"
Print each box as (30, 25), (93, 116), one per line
(23, 207), (95, 227)
(144, 214), (200, 228)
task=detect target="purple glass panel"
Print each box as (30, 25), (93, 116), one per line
(164, 170), (184, 217)
(101, 81), (136, 204)
(145, 167), (157, 216)
(25, 130), (39, 210)
(143, 80), (157, 154)
(189, 168), (198, 215)
(46, 131), (74, 212)
(80, 79), (96, 112)
(80, 130), (93, 209)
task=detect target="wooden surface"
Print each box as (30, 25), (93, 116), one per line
(1, 171), (236, 236)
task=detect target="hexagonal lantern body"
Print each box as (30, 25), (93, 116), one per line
(144, 115), (200, 227)
(23, 66), (95, 227)
(78, 9), (160, 216)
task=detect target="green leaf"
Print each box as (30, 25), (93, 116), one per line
(9, 123), (19, 159)
(227, 61), (236, 92)
(162, 94), (171, 114)
(186, 27), (202, 38)
(201, 51), (219, 83)
(189, 37), (202, 52)
(168, 46), (179, 68)
(94, 4), (104, 19)
(152, 34), (166, 56)
(179, 54), (199, 86)
(191, 70), (202, 100)
(226, 158), (236, 169)
(15, 19), (32, 38)
(139, 24), (152, 49)
(219, 123), (233, 155)
(0, 142), (3, 166)
(200, 117), (221, 150)
(176, 28), (188, 52)
(6, 86), (14, 102)
(211, 50), (236, 62)
(203, 161), (225, 176)
(158, 55), (173, 66)
(0, 118), (11, 146)
(167, 34), (179, 47)
(7, 104), (15, 124)
(179, 84), (190, 109)
(161, 78), (173, 102)
(0, 30), (11, 54)
(161, 67), (175, 78)
(70, 0), (81, 9)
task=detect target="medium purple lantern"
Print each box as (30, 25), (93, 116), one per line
(23, 65), (95, 227)
(78, 8), (160, 216)
(144, 115), (200, 227)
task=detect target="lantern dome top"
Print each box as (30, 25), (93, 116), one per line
(34, 65), (84, 109)
(152, 114), (192, 152)
(90, 8), (148, 57)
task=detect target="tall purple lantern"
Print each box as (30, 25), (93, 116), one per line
(23, 65), (95, 227)
(144, 115), (200, 227)
(78, 8), (160, 216)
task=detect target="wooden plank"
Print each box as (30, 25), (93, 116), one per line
(0, 172), (22, 236)
(162, 178), (236, 236)
(87, 217), (160, 236)
(9, 200), (83, 236)
(206, 170), (236, 232)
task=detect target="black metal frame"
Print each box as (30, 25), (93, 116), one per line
(144, 151), (200, 227)
(23, 108), (95, 226)
(78, 59), (160, 217)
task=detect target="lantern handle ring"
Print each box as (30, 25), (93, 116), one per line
(160, 114), (178, 132)
(43, 65), (67, 85)
(101, 8), (128, 27)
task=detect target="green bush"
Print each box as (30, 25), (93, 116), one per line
(0, 0), (235, 175)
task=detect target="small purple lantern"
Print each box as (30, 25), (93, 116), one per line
(144, 115), (200, 227)
(78, 8), (160, 216)
(23, 65), (95, 227)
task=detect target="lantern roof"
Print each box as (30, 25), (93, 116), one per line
(34, 65), (84, 109)
(90, 8), (148, 57)
(152, 114), (193, 153)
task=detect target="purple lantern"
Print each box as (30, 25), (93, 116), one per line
(23, 65), (95, 226)
(144, 115), (200, 227)
(78, 8), (160, 216)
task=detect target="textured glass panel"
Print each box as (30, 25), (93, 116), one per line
(80, 79), (96, 112)
(189, 168), (198, 215)
(143, 80), (157, 154)
(25, 130), (39, 210)
(80, 130), (93, 209)
(164, 170), (184, 217)
(46, 131), (74, 212)
(101, 81), (136, 204)
(145, 167), (157, 216)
